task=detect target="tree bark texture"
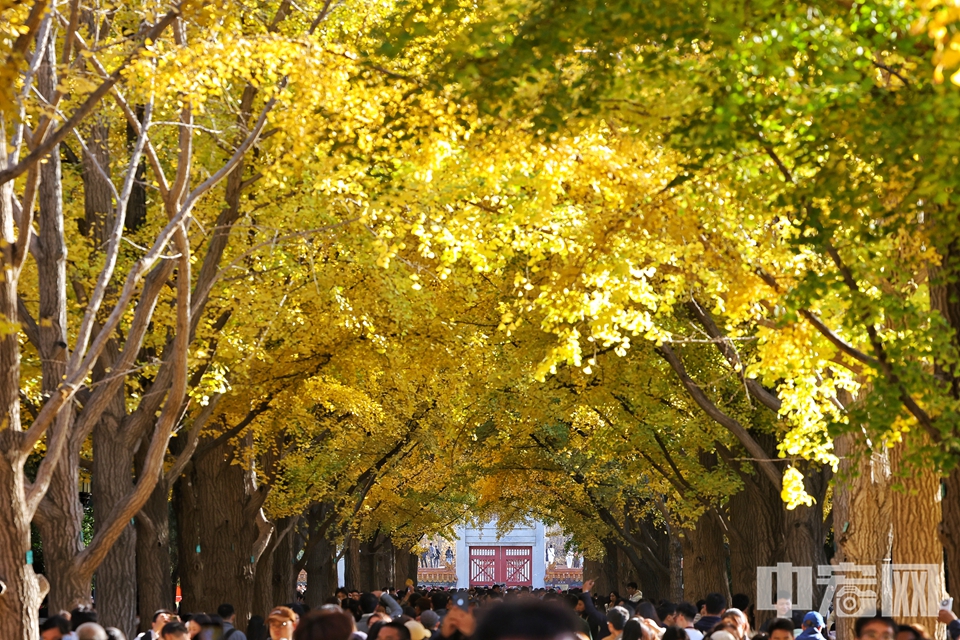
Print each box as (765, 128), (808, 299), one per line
(305, 535), (338, 608)
(681, 512), (730, 602)
(943, 467), (960, 616)
(394, 545), (419, 591)
(890, 440), (944, 633)
(92, 393), (137, 638)
(832, 433), (892, 640)
(176, 439), (270, 622)
(135, 482), (173, 632)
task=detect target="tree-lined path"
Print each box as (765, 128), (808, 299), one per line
(2, 2), (960, 639)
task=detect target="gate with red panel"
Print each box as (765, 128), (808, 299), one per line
(468, 546), (533, 587)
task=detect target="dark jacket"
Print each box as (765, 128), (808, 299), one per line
(694, 615), (722, 633)
(580, 593), (608, 640)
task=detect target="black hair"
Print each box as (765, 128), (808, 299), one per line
(40, 616), (71, 634)
(359, 593), (380, 614)
(71, 607), (98, 630)
(623, 619), (646, 640)
(473, 600), (581, 640)
(608, 606), (631, 632)
(855, 617), (897, 639)
(677, 602), (699, 622)
(664, 626), (691, 640)
(768, 618), (796, 635)
(705, 593), (727, 615)
(732, 594), (750, 611)
(160, 621), (190, 637)
(628, 582), (639, 589)
(218, 604), (235, 619)
(375, 621), (411, 640)
(430, 591), (450, 610)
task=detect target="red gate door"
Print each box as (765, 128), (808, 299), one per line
(469, 547), (498, 586)
(469, 546), (533, 587)
(503, 547), (533, 587)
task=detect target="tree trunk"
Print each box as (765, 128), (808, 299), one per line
(135, 472), (173, 632)
(345, 536), (362, 592)
(0, 443), (46, 640)
(394, 545), (419, 591)
(584, 538), (623, 597)
(681, 512), (730, 602)
(890, 440), (944, 632)
(943, 467), (960, 616)
(728, 479), (779, 627)
(305, 535), (338, 608)
(176, 439), (270, 621)
(93, 395), (137, 638)
(832, 433), (892, 640)
(271, 522), (297, 608)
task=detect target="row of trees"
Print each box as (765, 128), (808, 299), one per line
(2, 2), (959, 640)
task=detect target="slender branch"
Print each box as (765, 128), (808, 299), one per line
(658, 343), (783, 491)
(0, 8), (180, 186)
(686, 299), (782, 413)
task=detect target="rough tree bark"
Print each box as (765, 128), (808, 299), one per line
(890, 439), (944, 633)
(306, 534), (339, 607)
(681, 512), (730, 602)
(176, 437), (272, 622)
(943, 467), (960, 616)
(134, 456), (174, 632)
(832, 433), (892, 640)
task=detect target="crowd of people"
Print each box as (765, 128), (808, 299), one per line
(37, 582), (960, 640)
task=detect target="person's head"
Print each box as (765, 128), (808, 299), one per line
(897, 624), (931, 640)
(405, 621), (431, 640)
(705, 593), (727, 616)
(607, 606), (631, 634)
(336, 588), (349, 600)
(72, 608), (99, 630)
(637, 601), (662, 626)
(610, 591), (621, 603)
(41, 615), (72, 640)
(218, 604), (237, 623)
(732, 595), (750, 612)
(623, 619), (649, 640)
(430, 591), (450, 611)
(722, 608), (750, 638)
(152, 610), (175, 633)
(663, 627), (690, 640)
(676, 602), (698, 627)
(415, 597), (433, 614)
(627, 582), (640, 596)
(105, 629), (126, 640)
(292, 610), (354, 640)
(775, 592), (793, 618)
(349, 590), (360, 601)
(855, 617), (897, 640)
(768, 618), (796, 640)
(660, 602), (679, 625)
(76, 623), (109, 640)
(472, 600), (581, 640)
(374, 621), (412, 640)
(160, 621), (190, 640)
(267, 606), (300, 640)
(802, 612), (825, 631)
(419, 610), (441, 630)
(359, 593), (380, 615)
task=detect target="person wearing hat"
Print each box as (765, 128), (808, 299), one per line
(798, 612), (827, 640)
(267, 606), (299, 640)
(405, 620), (432, 640)
(135, 610), (176, 640)
(419, 610), (440, 639)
